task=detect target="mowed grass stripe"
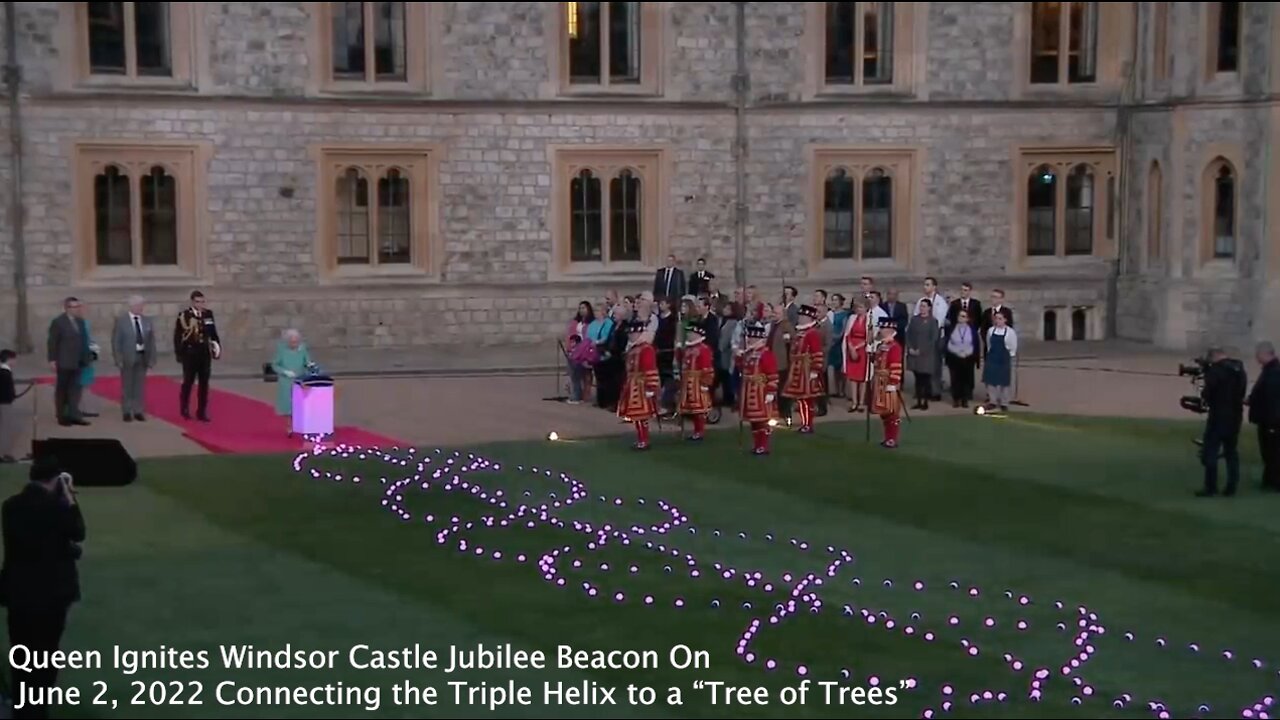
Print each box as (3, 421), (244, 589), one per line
(494, 427), (1280, 653)
(0, 477), (653, 720)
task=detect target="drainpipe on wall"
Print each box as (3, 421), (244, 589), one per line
(3, 1), (31, 353)
(732, 1), (748, 290)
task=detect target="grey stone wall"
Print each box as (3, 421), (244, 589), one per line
(0, 2), (1275, 357)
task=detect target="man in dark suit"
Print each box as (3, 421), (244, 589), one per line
(881, 289), (910, 345)
(689, 258), (715, 298)
(46, 297), (90, 426)
(653, 255), (686, 301)
(1248, 341), (1280, 492)
(947, 282), (983, 336)
(173, 290), (221, 422)
(980, 288), (1016, 360)
(1, 456), (85, 720)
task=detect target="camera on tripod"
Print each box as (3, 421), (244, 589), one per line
(1179, 357), (1210, 414)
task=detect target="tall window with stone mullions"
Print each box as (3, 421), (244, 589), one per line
(1029, 1), (1098, 84)
(335, 167), (413, 265)
(821, 168), (892, 260)
(330, 2), (407, 83)
(567, 2), (641, 85)
(570, 169), (643, 263)
(824, 1), (893, 86)
(86, 1), (172, 78)
(91, 163), (179, 267)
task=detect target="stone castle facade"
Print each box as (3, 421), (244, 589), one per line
(0, 2), (1274, 357)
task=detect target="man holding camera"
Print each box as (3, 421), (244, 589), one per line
(0, 457), (85, 719)
(1198, 346), (1248, 498)
(1248, 341), (1280, 492)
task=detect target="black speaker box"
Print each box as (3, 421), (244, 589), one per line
(32, 438), (137, 487)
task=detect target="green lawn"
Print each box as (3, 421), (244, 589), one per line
(2, 414), (1279, 719)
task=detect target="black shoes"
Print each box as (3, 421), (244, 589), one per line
(134, 413), (146, 422)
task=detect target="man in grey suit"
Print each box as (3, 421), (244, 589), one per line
(111, 295), (156, 422)
(46, 297), (90, 426)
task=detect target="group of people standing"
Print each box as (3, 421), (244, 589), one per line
(560, 267), (1024, 453)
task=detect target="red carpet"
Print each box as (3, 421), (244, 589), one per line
(84, 375), (405, 454)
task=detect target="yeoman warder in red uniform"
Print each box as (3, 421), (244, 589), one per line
(677, 322), (715, 442)
(871, 316), (905, 449)
(617, 319), (660, 450)
(739, 321), (780, 456)
(782, 304), (825, 434)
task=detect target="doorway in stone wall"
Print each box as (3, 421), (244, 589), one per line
(1043, 310), (1058, 341)
(1071, 308), (1088, 340)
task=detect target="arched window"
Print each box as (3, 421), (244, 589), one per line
(94, 165), (132, 266)
(1043, 309), (1058, 341)
(1211, 162), (1236, 259)
(335, 167), (370, 264)
(1071, 307), (1088, 340)
(1065, 164), (1094, 255)
(822, 168), (856, 259)
(570, 169), (603, 262)
(609, 169), (642, 262)
(862, 167), (892, 259)
(377, 168), (411, 264)
(140, 165), (177, 265)
(1027, 165), (1057, 256)
(1147, 161), (1162, 263)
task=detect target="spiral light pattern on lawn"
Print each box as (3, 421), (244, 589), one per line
(293, 441), (1276, 719)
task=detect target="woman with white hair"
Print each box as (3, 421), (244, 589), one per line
(271, 328), (312, 435)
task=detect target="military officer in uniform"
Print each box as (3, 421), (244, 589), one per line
(173, 291), (221, 421)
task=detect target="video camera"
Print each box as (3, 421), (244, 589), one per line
(1179, 357), (1210, 414)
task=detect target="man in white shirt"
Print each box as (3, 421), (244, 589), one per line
(112, 295), (157, 422)
(915, 277), (949, 399)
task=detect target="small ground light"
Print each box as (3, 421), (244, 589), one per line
(975, 406), (986, 416)
(768, 419), (780, 427)
(547, 431), (560, 441)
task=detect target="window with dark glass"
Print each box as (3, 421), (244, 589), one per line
(1216, 1), (1241, 73)
(1213, 164), (1236, 259)
(1027, 166), (1057, 256)
(94, 165), (132, 266)
(1030, 2), (1097, 85)
(821, 167), (894, 260)
(570, 170), (603, 262)
(609, 170), (642, 262)
(140, 165), (177, 265)
(87, 2), (172, 78)
(822, 169), (855, 259)
(336, 168), (371, 263)
(862, 169), (892, 259)
(377, 169), (411, 264)
(567, 2), (640, 85)
(331, 2), (406, 82)
(824, 2), (893, 85)
(1065, 164), (1094, 255)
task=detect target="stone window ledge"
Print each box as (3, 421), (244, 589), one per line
(1195, 258), (1240, 279)
(317, 267), (443, 287)
(547, 265), (657, 285)
(76, 267), (209, 290)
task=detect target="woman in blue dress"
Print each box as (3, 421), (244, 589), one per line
(78, 318), (100, 418)
(272, 328), (312, 435)
(827, 294), (850, 400)
(981, 312), (1018, 412)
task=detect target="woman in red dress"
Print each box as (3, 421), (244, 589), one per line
(842, 298), (872, 412)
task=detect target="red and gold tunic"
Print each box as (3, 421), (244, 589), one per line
(739, 347), (779, 423)
(617, 342), (660, 421)
(677, 342), (714, 416)
(782, 326), (825, 399)
(872, 339), (904, 418)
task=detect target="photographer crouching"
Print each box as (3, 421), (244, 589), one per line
(1195, 346), (1248, 498)
(0, 457), (85, 719)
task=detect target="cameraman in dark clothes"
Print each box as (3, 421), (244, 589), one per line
(1198, 346), (1248, 498)
(0, 456), (85, 719)
(1248, 341), (1280, 492)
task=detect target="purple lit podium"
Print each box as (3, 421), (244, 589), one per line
(291, 377), (335, 436)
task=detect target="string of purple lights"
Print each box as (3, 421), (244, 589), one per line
(292, 440), (1278, 719)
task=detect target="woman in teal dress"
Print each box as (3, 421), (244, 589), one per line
(827, 294), (851, 400)
(272, 329), (312, 435)
(78, 318), (100, 418)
